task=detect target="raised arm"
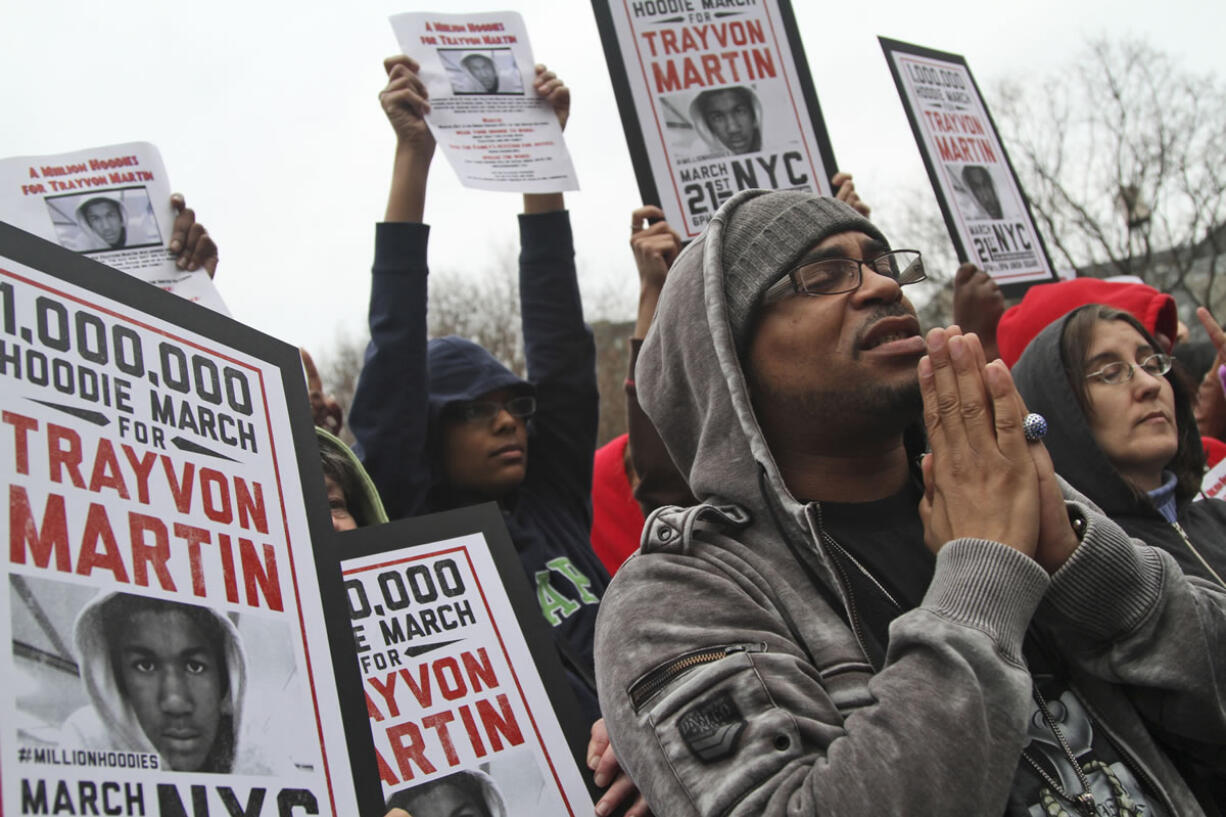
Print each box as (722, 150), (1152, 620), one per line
(518, 65), (598, 501)
(348, 56), (436, 519)
(381, 55), (435, 222)
(626, 205), (696, 512)
(522, 65), (567, 217)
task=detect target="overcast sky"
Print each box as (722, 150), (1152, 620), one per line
(3, 0), (1223, 361)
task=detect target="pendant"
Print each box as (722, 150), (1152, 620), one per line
(1074, 791), (1097, 816)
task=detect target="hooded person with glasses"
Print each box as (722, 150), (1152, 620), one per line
(1012, 304), (1226, 586)
(595, 189), (1226, 817)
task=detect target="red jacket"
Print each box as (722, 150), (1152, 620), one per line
(590, 433), (645, 575)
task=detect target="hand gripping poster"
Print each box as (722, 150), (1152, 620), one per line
(879, 38), (1056, 295)
(592, 0), (838, 240)
(0, 144), (228, 314)
(389, 11), (579, 193)
(323, 505), (597, 817)
(0, 225), (360, 817)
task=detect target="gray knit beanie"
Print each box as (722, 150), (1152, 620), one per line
(721, 190), (889, 352)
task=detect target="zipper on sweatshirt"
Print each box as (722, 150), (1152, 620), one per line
(817, 532), (872, 667)
(628, 643), (767, 712)
(803, 501), (889, 670)
(822, 532), (903, 611)
(818, 528), (906, 671)
(1170, 520), (1226, 588)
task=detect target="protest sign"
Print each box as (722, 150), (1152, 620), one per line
(389, 12), (580, 193)
(1201, 457), (1226, 501)
(0, 224), (361, 817)
(591, 0), (838, 239)
(0, 144), (228, 313)
(321, 504), (596, 816)
(880, 38), (1056, 295)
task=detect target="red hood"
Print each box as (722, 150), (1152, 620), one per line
(997, 278), (1177, 367)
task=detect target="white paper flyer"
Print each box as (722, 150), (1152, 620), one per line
(0, 143), (228, 313)
(389, 11), (580, 193)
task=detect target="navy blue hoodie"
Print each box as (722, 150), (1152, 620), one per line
(349, 212), (608, 725)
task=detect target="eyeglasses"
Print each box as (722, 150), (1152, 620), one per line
(1084, 353), (1173, 385)
(449, 395), (536, 424)
(763, 249), (926, 304)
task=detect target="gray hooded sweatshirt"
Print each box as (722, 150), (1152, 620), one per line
(594, 189), (1226, 816)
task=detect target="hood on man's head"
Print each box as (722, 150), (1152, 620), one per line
(67, 591), (246, 771)
(996, 277), (1178, 367)
(426, 335), (533, 419)
(689, 87), (765, 154)
(637, 189), (887, 508)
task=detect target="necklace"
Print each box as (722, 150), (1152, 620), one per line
(1022, 686), (1097, 816)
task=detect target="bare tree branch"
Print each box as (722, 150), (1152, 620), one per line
(992, 37), (1226, 323)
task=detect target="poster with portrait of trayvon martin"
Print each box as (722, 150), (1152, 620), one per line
(592, 0), (840, 240)
(880, 37), (1056, 296)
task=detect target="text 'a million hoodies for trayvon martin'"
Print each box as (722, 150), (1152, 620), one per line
(594, 189), (1225, 817)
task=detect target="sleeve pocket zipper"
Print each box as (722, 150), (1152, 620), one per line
(628, 643), (767, 712)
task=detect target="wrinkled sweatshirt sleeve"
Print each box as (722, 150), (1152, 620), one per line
(627, 338), (698, 513)
(518, 211), (598, 508)
(1037, 500), (1226, 752)
(596, 536), (1051, 816)
(347, 222), (432, 521)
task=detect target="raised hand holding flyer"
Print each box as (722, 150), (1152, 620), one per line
(389, 12), (580, 193)
(0, 143), (228, 313)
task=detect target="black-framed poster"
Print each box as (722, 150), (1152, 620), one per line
(322, 504), (597, 817)
(0, 221), (363, 816)
(0, 223), (596, 817)
(593, 0), (839, 239)
(880, 37), (1056, 296)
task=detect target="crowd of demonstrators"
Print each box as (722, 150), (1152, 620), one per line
(21, 34), (1226, 817)
(336, 56), (645, 817)
(148, 56), (1226, 817)
(592, 188), (1226, 816)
